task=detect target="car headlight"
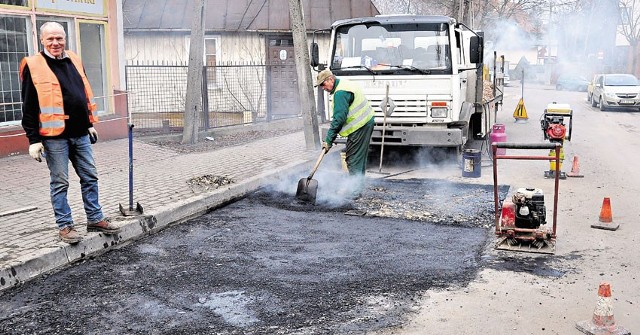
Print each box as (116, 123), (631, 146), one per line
(605, 92), (617, 98)
(430, 107), (448, 118)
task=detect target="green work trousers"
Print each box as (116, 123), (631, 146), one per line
(345, 118), (375, 181)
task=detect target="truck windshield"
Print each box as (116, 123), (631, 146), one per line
(331, 22), (452, 75)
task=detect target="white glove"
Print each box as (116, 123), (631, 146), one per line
(88, 127), (98, 143)
(29, 143), (44, 162)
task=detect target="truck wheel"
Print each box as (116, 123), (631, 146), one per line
(587, 93), (591, 103)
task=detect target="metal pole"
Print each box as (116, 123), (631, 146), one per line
(552, 144), (560, 237)
(128, 123), (134, 211)
(379, 84), (390, 173)
(521, 68), (525, 99)
(492, 143), (500, 233)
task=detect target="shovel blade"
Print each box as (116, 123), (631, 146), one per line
(296, 178), (318, 204)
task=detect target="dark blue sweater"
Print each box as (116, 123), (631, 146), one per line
(21, 51), (92, 144)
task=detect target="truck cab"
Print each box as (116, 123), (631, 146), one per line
(311, 15), (496, 151)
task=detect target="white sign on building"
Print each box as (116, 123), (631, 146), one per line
(36, 0), (105, 16)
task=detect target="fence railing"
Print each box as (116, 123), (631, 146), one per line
(125, 61), (295, 134)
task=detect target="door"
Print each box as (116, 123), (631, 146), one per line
(267, 36), (300, 119)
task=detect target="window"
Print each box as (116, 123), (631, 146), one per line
(79, 22), (108, 115)
(204, 36), (219, 87)
(0, 15), (30, 124)
(0, 0), (27, 6)
(205, 37), (218, 66)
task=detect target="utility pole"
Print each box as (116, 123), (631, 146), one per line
(182, 0), (206, 144)
(288, 0), (320, 150)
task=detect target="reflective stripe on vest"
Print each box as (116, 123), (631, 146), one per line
(19, 51), (98, 137)
(334, 79), (375, 137)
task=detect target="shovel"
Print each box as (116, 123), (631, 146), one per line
(295, 148), (328, 204)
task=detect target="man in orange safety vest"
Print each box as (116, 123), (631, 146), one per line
(20, 21), (120, 244)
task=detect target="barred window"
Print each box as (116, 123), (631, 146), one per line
(0, 15), (29, 124)
(204, 36), (219, 88)
(0, 0), (27, 6)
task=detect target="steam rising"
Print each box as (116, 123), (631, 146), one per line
(262, 147), (460, 208)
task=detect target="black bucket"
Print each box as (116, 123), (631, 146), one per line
(462, 149), (481, 178)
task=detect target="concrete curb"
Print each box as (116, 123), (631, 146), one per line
(0, 158), (311, 292)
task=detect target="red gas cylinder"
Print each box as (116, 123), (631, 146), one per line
(490, 124), (507, 155)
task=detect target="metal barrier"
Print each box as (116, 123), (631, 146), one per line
(125, 61), (290, 133)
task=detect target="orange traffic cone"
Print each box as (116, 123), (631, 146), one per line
(567, 155), (584, 178)
(576, 282), (630, 335)
(591, 197), (619, 230)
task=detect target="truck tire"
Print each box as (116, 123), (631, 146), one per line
(587, 93), (591, 103)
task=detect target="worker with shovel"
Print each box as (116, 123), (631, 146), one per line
(315, 69), (375, 198)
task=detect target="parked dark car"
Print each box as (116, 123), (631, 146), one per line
(555, 74), (590, 91)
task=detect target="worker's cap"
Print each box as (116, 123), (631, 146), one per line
(314, 69), (334, 87)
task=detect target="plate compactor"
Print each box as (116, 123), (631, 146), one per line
(497, 187), (554, 253)
(492, 142), (561, 254)
(540, 102), (573, 179)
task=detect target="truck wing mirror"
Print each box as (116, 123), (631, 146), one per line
(310, 43), (319, 68)
(469, 35), (483, 64)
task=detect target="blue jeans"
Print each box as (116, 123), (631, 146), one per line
(43, 135), (104, 229)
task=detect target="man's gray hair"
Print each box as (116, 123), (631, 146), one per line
(40, 22), (66, 37)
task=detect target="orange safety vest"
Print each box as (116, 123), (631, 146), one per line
(19, 51), (98, 137)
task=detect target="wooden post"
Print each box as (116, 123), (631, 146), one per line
(288, 0), (320, 150)
(182, 0), (206, 144)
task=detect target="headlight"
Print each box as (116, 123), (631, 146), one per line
(605, 92), (617, 98)
(431, 107), (448, 118)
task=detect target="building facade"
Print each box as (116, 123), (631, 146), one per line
(123, 0), (379, 129)
(0, 0), (126, 157)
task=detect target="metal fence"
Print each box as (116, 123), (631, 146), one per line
(125, 61), (293, 134)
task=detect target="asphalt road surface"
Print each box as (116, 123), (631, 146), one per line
(0, 178), (507, 335)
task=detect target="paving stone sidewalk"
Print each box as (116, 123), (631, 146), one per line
(0, 130), (320, 292)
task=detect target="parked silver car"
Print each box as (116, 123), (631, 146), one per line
(591, 74), (640, 111)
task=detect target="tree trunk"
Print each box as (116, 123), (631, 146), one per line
(182, 0), (206, 144)
(288, 0), (320, 150)
(632, 42), (638, 76)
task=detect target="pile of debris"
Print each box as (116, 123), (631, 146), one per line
(187, 174), (234, 192)
(353, 180), (499, 229)
(483, 80), (494, 101)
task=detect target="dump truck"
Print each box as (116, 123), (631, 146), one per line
(311, 15), (502, 153)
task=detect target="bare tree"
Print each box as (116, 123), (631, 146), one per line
(618, 0), (640, 73)
(372, 0), (552, 29)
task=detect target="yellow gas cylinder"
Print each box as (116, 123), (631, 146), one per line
(548, 147), (565, 171)
(340, 151), (349, 172)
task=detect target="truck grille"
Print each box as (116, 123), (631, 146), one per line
(370, 98), (428, 124)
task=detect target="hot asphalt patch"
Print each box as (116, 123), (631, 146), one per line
(0, 179), (505, 334)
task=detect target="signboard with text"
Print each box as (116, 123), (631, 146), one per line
(36, 0), (105, 16)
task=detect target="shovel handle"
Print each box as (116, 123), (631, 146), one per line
(307, 148), (328, 180)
